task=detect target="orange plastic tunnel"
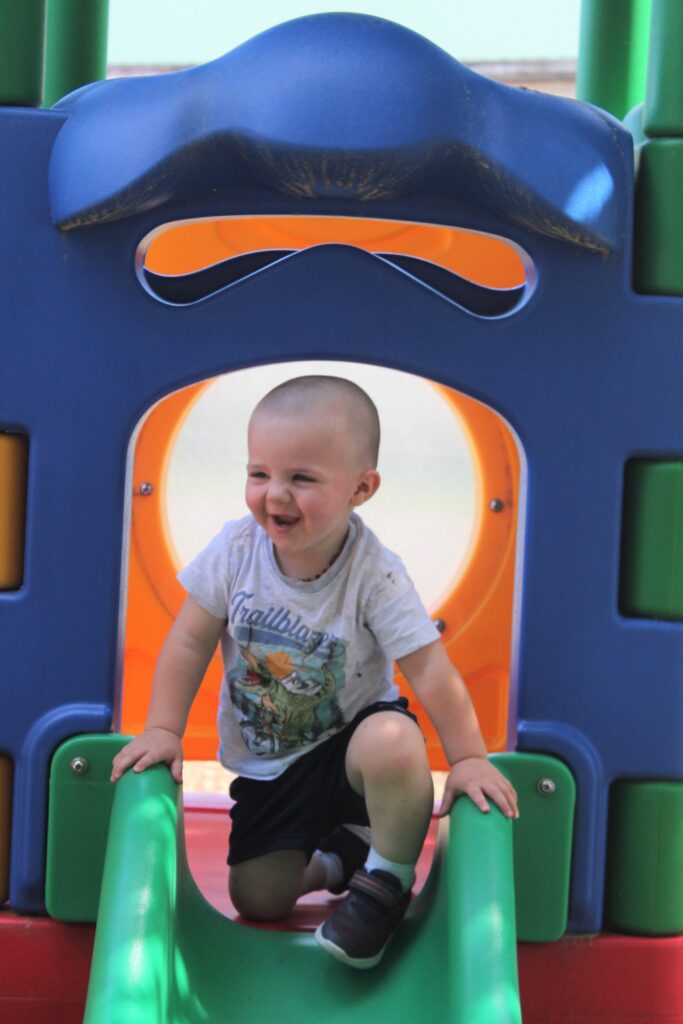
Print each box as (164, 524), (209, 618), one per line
(122, 217), (524, 768)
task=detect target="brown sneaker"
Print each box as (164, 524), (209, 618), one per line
(315, 869), (411, 969)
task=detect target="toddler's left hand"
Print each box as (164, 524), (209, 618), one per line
(438, 756), (519, 820)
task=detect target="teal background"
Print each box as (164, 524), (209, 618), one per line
(107, 0), (582, 65)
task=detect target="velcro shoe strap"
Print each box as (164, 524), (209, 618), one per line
(348, 871), (401, 907)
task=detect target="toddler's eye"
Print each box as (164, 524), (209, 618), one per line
(293, 474), (316, 483)
(248, 471), (267, 480)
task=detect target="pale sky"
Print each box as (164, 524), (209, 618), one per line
(107, 0), (582, 66)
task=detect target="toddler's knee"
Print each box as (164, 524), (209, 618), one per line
(360, 716), (430, 782)
(229, 880), (295, 922)
(229, 855), (303, 922)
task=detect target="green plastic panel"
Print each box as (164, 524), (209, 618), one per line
(643, 0), (683, 136)
(493, 753), (576, 942)
(635, 139), (683, 295)
(606, 779), (683, 934)
(47, 738), (574, 944)
(576, 0), (652, 120)
(85, 764), (521, 1024)
(46, 734), (130, 921)
(0, 0), (47, 107)
(620, 459), (683, 618)
(623, 103), (647, 146)
(43, 0), (109, 108)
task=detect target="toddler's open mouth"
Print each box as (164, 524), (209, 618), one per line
(272, 514), (300, 528)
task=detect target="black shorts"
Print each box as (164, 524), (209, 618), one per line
(227, 697), (419, 866)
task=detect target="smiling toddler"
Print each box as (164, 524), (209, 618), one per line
(111, 375), (517, 969)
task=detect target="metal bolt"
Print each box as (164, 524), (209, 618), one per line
(70, 756), (89, 776)
(433, 619), (446, 634)
(137, 482), (154, 496)
(536, 777), (556, 796)
(489, 498), (504, 513)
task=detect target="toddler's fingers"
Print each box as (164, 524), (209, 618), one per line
(497, 779), (519, 817)
(131, 752), (157, 773)
(437, 777), (460, 817)
(469, 787), (491, 814)
(169, 755), (183, 784)
(487, 782), (519, 819)
(110, 748), (138, 782)
(441, 785), (491, 816)
(437, 793), (453, 818)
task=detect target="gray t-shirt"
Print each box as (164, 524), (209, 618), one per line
(178, 513), (440, 780)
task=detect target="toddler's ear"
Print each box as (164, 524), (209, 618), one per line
(351, 469), (381, 506)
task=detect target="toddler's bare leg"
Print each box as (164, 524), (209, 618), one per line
(229, 849), (308, 921)
(344, 712), (433, 865)
(231, 713), (432, 919)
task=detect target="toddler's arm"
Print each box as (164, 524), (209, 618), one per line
(110, 595), (226, 784)
(397, 640), (519, 820)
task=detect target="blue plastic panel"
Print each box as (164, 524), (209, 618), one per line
(0, 16), (681, 932)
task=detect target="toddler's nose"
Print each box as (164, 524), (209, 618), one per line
(268, 479), (293, 505)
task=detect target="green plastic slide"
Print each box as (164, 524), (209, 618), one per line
(84, 765), (521, 1024)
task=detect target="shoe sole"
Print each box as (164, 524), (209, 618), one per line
(314, 923), (387, 970)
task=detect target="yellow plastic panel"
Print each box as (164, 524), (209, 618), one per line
(0, 433), (28, 589)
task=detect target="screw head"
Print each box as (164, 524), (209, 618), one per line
(489, 498), (504, 513)
(433, 619), (446, 634)
(536, 777), (556, 796)
(138, 482), (154, 497)
(70, 756), (89, 776)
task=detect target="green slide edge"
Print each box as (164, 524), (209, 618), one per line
(84, 765), (521, 1024)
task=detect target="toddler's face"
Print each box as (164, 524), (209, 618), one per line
(246, 408), (377, 577)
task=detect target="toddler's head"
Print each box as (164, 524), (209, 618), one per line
(251, 375), (380, 468)
(246, 376), (381, 577)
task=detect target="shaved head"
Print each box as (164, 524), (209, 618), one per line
(251, 375), (380, 468)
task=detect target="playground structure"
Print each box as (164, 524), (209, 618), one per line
(0, 1), (682, 1020)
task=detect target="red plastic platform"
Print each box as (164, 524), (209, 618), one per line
(518, 933), (683, 1024)
(0, 800), (681, 1023)
(0, 912), (93, 1024)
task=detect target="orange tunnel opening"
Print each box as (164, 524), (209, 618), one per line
(122, 217), (523, 769)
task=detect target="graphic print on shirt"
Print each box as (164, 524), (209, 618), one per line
(228, 592), (347, 756)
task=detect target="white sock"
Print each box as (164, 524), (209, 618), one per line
(364, 846), (415, 892)
(312, 850), (344, 891)
(312, 825), (372, 891)
(343, 824), (371, 844)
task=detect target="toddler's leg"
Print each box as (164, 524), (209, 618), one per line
(303, 825), (371, 894)
(229, 849), (307, 921)
(315, 711), (433, 968)
(345, 711), (433, 867)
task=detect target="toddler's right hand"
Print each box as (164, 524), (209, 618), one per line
(110, 727), (184, 784)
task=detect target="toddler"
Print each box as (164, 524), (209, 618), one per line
(111, 374), (518, 969)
